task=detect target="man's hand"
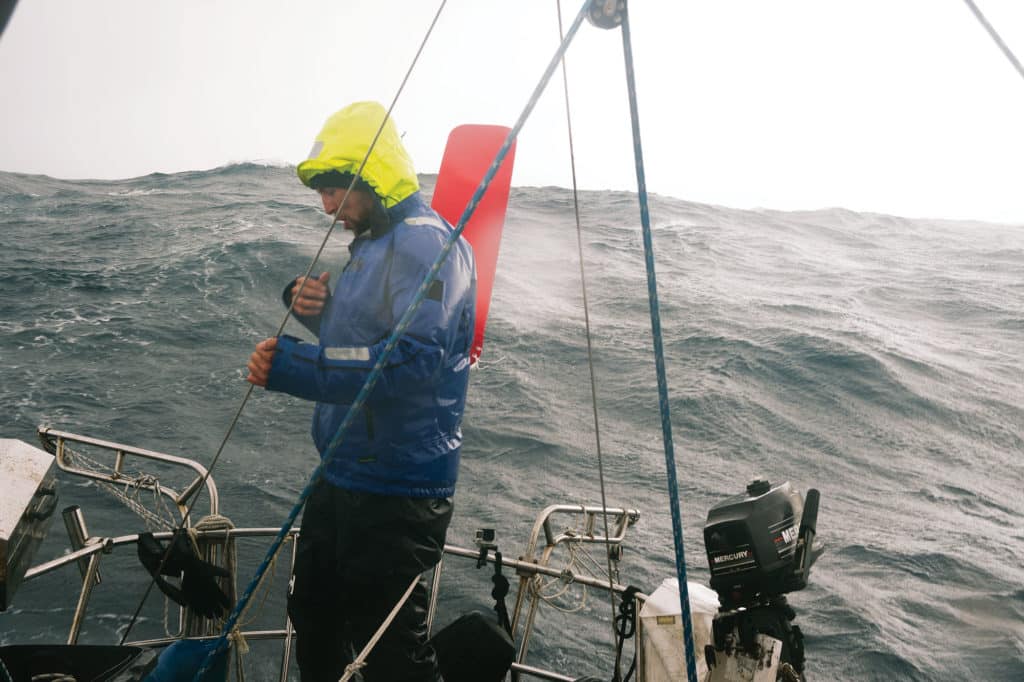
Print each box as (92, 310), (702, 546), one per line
(291, 272), (331, 316)
(246, 337), (278, 387)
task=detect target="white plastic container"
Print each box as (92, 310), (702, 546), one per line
(638, 578), (719, 681)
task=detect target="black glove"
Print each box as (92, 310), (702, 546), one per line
(137, 530), (231, 619)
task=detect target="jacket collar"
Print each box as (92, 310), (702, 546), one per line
(351, 191), (425, 242)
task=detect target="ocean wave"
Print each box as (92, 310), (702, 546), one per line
(1, 170), (1022, 680)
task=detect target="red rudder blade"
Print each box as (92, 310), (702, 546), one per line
(431, 124), (516, 365)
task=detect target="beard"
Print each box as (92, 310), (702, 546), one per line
(348, 197), (389, 236)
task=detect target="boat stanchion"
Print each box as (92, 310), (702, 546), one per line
(277, 537), (299, 681)
(62, 506), (105, 643)
(66, 537), (112, 645)
(426, 556), (445, 636)
(67, 554), (102, 645)
(62, 505), (101, 587)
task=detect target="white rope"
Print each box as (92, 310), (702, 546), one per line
(157, 513), (239, 637)
(191, 515), (239, 634)
(527, 518), (627, 617)
(63, 445), (177, 530)
(338, 574), (421, 682)
(535, 577), (589, 615)
(529, 540), (599, 614)
(163, 582), (176, 638)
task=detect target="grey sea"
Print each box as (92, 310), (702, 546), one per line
(1, 164), (1022, 680)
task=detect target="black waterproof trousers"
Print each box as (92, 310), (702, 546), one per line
(287, 479), (453, 682)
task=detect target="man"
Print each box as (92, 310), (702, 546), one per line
(246, 101), (476, 682)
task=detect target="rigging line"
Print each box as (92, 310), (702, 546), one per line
(619, 6), (699, 682)
(554, 0), (621, 666)
(961, 0), (1024, 83)
(339, 574), (421, 682)
(194, 2), (596, 677)
(118, 0), (450, 647)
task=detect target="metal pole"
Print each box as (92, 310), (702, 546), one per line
(67, 553), (102, 644)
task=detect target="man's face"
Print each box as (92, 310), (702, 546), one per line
(318, 187), (377, 232)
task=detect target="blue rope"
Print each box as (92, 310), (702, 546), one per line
(193, 2), (594, 678)
(620, 7), (699, 682)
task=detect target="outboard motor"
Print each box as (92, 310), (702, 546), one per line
(703, 479), (822, 681)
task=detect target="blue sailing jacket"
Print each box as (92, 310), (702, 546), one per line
(267, 192), (476, 497)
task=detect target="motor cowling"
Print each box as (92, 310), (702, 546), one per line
(704, 479), (816, 609)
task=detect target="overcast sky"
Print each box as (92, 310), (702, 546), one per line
(1, 0), (1022, 223)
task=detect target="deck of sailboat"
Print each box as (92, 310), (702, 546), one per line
(4, 426), (663, 681)
(8, 425), (684, 679)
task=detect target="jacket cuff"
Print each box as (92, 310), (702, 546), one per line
(281, 279), (297, 309)
(266, 335), (320, 400)
(282, 279), (329, 337)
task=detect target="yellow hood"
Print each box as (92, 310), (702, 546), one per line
(296, 101), (419, 208)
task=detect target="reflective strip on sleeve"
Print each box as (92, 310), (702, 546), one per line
(324, 346), (371, 362)
(404, 216), (446, 229)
